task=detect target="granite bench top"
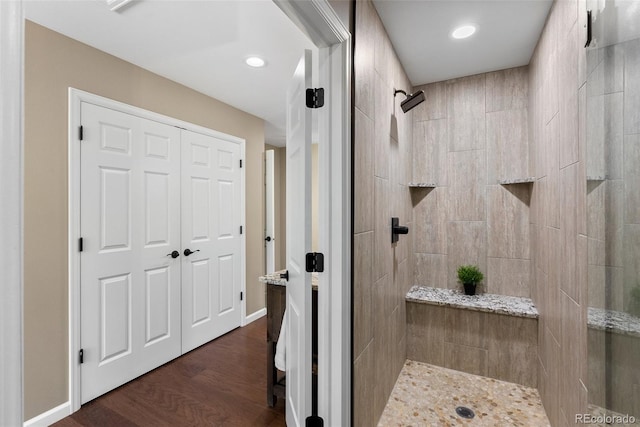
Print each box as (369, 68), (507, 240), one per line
(406, 285), (539, 319)
(259, 269), (319, 290)
(588, 307), (640, 338)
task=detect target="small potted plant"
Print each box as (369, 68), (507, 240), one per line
(457, 265), (484, 296)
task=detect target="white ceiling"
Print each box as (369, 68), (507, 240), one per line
(372, 0), (553, 86)
(25, 0), (317, 147)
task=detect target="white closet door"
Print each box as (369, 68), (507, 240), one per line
(80, 103), (181, 403)
(181, 130), (242, 353)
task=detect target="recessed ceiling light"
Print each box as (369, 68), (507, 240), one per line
(246, 57), (266, 68)
(451, 25), (476, 39)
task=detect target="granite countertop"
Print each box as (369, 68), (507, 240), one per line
(259, 269), (319, 290)
(406, 285), (539, 319)
(587, 307), (640, 338)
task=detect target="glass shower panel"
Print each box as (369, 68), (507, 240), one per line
(586, 0), (640, 421)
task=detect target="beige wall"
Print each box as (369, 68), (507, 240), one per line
(24, 21), (265, 419)
(411, 67), (531, 297)
(528, 1), (589, 425)
(352, 0), (414, 425)
(265, 145), (287, 271)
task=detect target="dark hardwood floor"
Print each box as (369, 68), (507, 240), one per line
(53, 317), (285, 427)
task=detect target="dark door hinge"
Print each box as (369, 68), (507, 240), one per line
(79, 349), (84, 364)
(585, 10), (592, 48)
(79, 237), (84, 252)
(305, 252), (325, 273)
(240, 225), (243, 235)
(79, 125), (84, 141)
(240, 291), (244, 301)
(240, 159), (243, 168)
(306, 88), (325, 109)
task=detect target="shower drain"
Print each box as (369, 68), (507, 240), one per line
(455, 406), (476, 419)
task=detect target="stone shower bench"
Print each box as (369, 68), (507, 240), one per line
(406, 285), (539, 388)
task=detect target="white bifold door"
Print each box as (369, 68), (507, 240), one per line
(80, 102), (242, 404)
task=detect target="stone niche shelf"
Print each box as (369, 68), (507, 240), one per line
(408, 182), (437, 189)
(406, 285), (539, 318)
(497, 177), (536, 186)
(406, 285), (539, 387)
(588, 307), (640, 338)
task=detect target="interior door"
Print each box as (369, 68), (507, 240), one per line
(285, 50), (313, 427)
(265, 149), (275, 273)
(80, 103), (182, 403)
(181, 129), (243, 353)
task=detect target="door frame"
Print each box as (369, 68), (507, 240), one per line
(67, 88), (246, 412)
(0, 2), (24, 427)
(273, 2), (352, 425)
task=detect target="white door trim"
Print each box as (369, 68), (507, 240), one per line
(0, 2), (24, 426)
(273, 2), (351, 425)
(68, 88), (246, 412)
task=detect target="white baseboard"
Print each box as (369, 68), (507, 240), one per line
(244, 307), (267, 325)
(24, 402), (71, 427)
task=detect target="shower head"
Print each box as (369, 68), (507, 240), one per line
(394, 89), (425, 113)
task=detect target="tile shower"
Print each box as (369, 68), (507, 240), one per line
(352, 0), (640, 425)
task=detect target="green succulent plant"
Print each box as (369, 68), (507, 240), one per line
(457, 265), (484, 286)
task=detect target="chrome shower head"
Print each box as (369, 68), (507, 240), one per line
(394, 89), (425, 113)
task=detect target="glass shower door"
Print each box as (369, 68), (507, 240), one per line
(585, 0), (640, 421)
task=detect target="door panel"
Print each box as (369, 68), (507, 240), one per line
(181, 130), (242, 353)
(285, 50), (313, 427)
(265, 150), (275, 273)
(81, 103), (182, 403)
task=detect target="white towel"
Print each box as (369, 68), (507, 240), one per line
(275, 309), (287, 371)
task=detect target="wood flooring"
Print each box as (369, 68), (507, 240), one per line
(53, 317), (285, 427)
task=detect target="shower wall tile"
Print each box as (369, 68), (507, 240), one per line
(406, 303), (445, 365)
(544, 118), (561, 229)
(373, 11), (393, 87)
(448, 150), (486, 221)
(445, 307), (486, 348)
(625, 134), (640, 224)
(560, 292), (586, 421)
(354, 0), (374, 119)
(353, 342), (374, 427)
(374, 177), (391, 281)
(605, 93), (624, 179)
(586, 93), (606, 178)
(413, 187), (447, 255)
(444, 342), (489, 377)
(487, 257), (530, 298)
(560, 164), (578, 302)
(447, 222), (487, 289)
(354, 2), (416, 425)
(414, 253), (447, 287)
(485, 66), (529, 113)
(487, 108), (529, 183)
(447, 75), (486, 152)
(487, 313), (538, 387)
(374, 73), (391, 179)
(353, 231), (373, 358)
(413, 81), (446, 121)
(547, 227), (561, 341)
(624, 38), (640, 134)
(487, 185), (530, 259)
(605, 180), (624, 267)
(624, 225), (640, 309)
(412, 119), (447, 185)
(559, 25), (579, 169)
(354, 109), (374, 233)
